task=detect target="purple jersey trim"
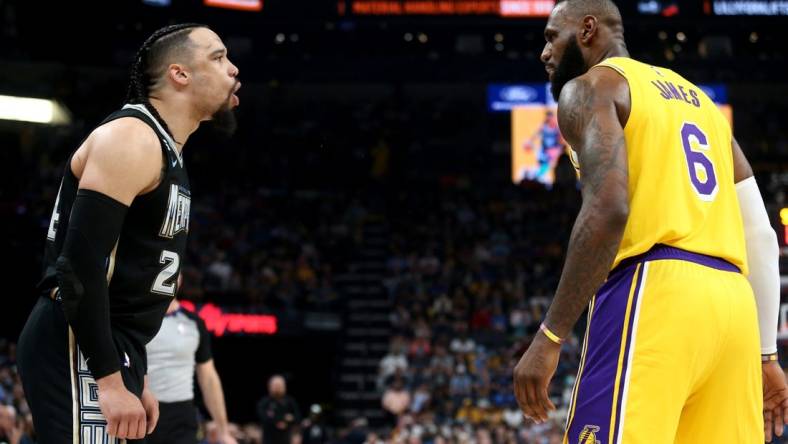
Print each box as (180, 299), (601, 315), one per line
(566, 264), (644, 442)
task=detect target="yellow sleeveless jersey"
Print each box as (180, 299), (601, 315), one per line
(573, 57), (747, 273)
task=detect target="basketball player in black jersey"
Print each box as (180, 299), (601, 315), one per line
(17, 24), (240, 443)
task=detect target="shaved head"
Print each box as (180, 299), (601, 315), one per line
(269, 375), (286, 398)
(555, 0), (623, 27)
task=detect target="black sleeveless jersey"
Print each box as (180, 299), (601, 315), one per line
(39, 104), (191, 350)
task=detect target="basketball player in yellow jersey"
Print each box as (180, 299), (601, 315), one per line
(512, 1), (788, 442)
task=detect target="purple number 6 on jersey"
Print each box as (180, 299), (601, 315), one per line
(681, 122), (718, 201)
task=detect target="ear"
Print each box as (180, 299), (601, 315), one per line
(167, 63), (190, 87)
(579, 15), (598, 45)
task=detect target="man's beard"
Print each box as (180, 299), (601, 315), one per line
(209, 97), (237, 137)
(550, 37), (587, 101)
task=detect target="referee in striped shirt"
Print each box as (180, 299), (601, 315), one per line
(146, 293), (237, 444)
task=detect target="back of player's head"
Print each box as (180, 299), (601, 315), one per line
(555, 0), (623, 29)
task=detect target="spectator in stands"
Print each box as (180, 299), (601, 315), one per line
(449, 327), (475, 355)
(0, 405), (17, 444)
(257, 375), (301, 444)
(378, 338), (408, 387)
(410, 383), (431, 414)
(301, 404), (329, 444)
(338, 417), (370, 444)
(448, 364), (473, 404)
(381, 377), (411, 425)
(0, 404), (34, 444)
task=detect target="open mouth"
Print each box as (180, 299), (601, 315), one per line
(230, 81), (241, 107)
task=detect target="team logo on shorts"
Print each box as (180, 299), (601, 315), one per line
(578, 425), (601, 444)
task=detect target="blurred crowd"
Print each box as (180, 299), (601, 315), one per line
(5, 168), (785, 443)
(179, 190), (365, 312)
(373, 187), (581, 443)
(0, 341), (36, 444)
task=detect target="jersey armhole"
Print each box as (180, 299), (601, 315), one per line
(135, 146), (169, 200)
(594, 61), (627, 77)
(590, 63), (637, 133)
(65, 152), (79, 182)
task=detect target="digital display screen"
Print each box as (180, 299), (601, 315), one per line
(504, 83), (732, 186)
(142, 0), (171, 6)
(637, 1), (680, 16)
(708, 0), (788, 15)
(339, 0), (554, 17)
(511, 106), (563, 186)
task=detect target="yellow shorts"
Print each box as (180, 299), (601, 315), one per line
(564, 245), (763, 444)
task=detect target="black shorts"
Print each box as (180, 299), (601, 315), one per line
(146, 400), (198, 444)
(18, 296), (147, 444)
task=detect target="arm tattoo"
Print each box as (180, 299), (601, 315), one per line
(544, 76), (630, 338)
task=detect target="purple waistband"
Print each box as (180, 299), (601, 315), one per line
(612, 244), (741, 275)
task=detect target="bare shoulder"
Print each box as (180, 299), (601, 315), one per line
(87, 117), (161, 164)
(556, 74), (600, 146)
(77, 117), (164, 204)
(557, 68), (630, 144)
(557, 68), (628, 113)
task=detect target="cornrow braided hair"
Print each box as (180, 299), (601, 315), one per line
(125, 23), (207, 139)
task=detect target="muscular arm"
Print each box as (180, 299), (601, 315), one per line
(733, 137), (788, 441)
(732, 137), (754, 183)
(76, 119), (163, 205)
(732, 136), (780, 354)
(543, 70), (630, 338)
(58, 118), (162, 382)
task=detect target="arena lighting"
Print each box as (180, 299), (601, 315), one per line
(780, 207), (788, 244)
(179, 301), (278, 336)
(344, 0), (553, 17)
(0, 95), (72, 125)
(712, 0), (788, 15)
(204, 0), (262, 11)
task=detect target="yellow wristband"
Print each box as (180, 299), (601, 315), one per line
(540, 323), (564, 345)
